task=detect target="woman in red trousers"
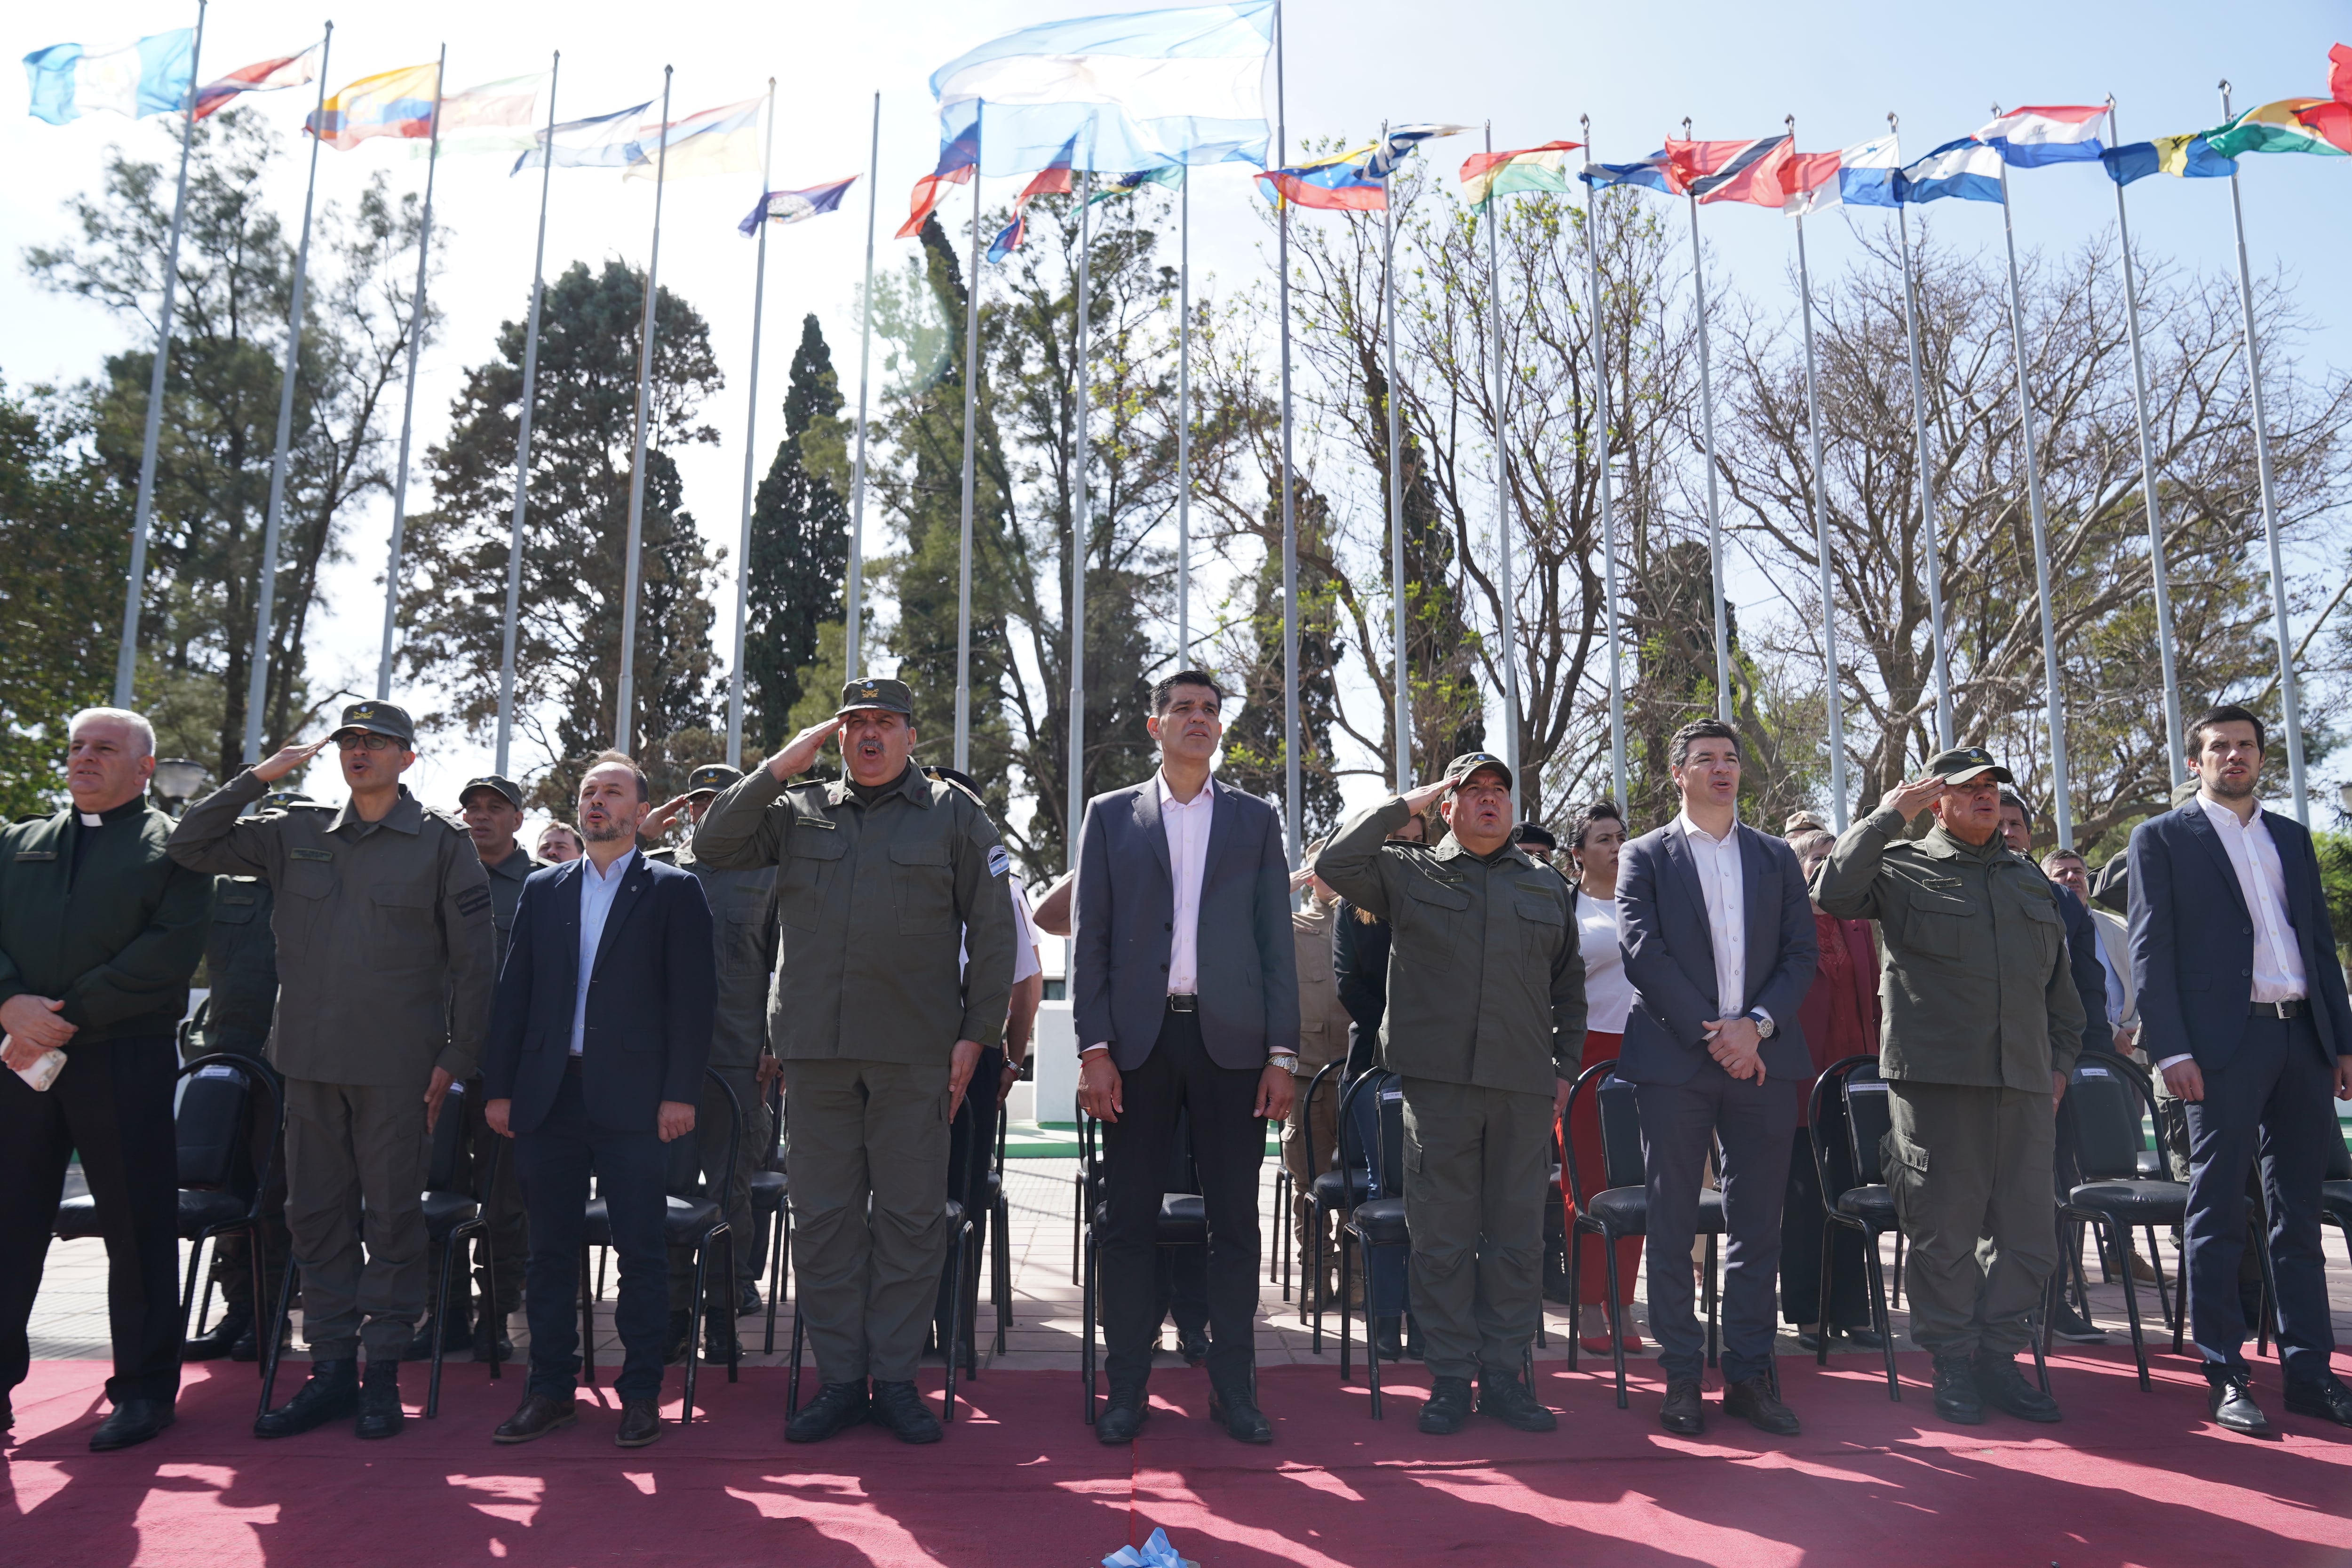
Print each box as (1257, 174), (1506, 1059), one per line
(1560, 800), (1643, 1353)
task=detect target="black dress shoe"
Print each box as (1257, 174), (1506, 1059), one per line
(1659, 1377), (1706, 1436)
(493, 1393), (580, 1444)
(703, 1310), (740, 1365)
(662, 1310), (693, 1366)
(185, 1309), (250, 1362)
(786, 1380), (869, 1443)
(1842, 1324), (1886, 1350)
(1930, 1356), (1983, 1426)
(1209, 1387), (1272, 1444)
(2208, 1371), (2275, 1436)
(1095, 1392), (1150, 1443)
(89, 1397), (175, 1452)
(1373, 1317), (1404, 1361)
(255, 1359), (360, 1439)
(402, 1313), (472, 1362)
(736, 1281), (762, 1320)
(1177, 1333), (1210, 1367)
(471, 1309), (515, 1364)
(1418, 1376), (1474, 1435)
(615, 1397), (662, 1448)
(1974, 1353), (2061, 1423)
(1722, 1377), (1802, 1436)
(2047, 1302), (2109, 1344)
(870, 1379), (943, 1444)
(1795, 1327), (1829, 1354)
(355, 1364), (405, 1440)
(2285, 1374), (2352, 1428)
(1478, 1374), (1557, 1433)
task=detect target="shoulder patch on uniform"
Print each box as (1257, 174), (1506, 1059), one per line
(427, 809), (470, 833)
(290, 848), (334, 862)
(456, 884), (492, 918)
(988, 844), (1010, 879)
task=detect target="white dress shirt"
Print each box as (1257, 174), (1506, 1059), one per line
(962, 880), (1043, 986)
(1677, 812), (1749, 1020)
(570, 849), (636, 1056)
(1576, 890), (1635, 1035)
(2156, 796), (2307, 1071)
(1158, 770), (1214, 996)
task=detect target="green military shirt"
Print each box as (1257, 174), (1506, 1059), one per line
(652, 843), (777, 1070)
(692, 762), (1015, 1063)
(1315, 795), (1587, 1096)
(0, 797), (210, 1044)
(1812, 804), (2085, 1090)
(481, 844), (537, 963)
(168, 769), (496, 1086)
(196, 875), (278, 1057)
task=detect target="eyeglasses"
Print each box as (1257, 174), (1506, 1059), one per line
(334, 732), (400, 752)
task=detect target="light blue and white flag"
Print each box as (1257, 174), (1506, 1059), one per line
(1895, 137), (2004, 204)
(1786, 134), (1901, 216)
(1975, 104), (2106, 167)
(1363, 123), (1473, 179)
(930, 1), (1274, 177)
(24, 29), (194, 125)
(513, 99), (653, 175)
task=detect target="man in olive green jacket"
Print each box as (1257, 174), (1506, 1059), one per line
(1, 708), (210, 1452)
(170, 700), (496, 1443)
(1316, 752), (1586, 1437)
(693, 677), (1015, 1446)
(1812, 745), (2084, 1428)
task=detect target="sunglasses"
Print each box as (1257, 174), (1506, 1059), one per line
(334, 732), (402, 752)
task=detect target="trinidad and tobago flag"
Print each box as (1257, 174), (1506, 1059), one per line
(1665, 135), (1796, 205)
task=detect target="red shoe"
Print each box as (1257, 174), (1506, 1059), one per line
(1580, 1333), (1616, 1355)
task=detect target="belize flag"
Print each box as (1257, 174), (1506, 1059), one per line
(1975, 104), (2106, 167)
(24, 30), (195, 124)
(739, 176), (859, 235)
(1896, 137), (2005, 204)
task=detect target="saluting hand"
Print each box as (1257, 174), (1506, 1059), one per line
(765, 718), (844, 783)
(1401, 773), (1457, 816)
(1878, 774), (1946, 821)
(639, 794), (693, 842)
(253, 737), (330, 784)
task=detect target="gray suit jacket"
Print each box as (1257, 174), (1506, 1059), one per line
(1072, 775), (1299, 1072)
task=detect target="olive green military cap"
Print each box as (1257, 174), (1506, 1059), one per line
(686, 763), (743, 796)
(836, 677), (914, 717)
(459, 775), (524, 811)
(331, 700), (415, 747)
(1443, 750), (1514, 794)
(1923, 744), (2013, 786)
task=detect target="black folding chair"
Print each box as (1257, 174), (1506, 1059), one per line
(1075, 1106), (1205, 1425)
(2055, 1049), (2199, 1391)
(942, 1066), (1010, 1374)
(1561, 1060), (1723, 1411)
(581, 1066), (742, 1426)
(750, 1074), (789, 1353)
(420, 1079), (504, 1417)
(989, 1107), (1014, 1355)
(1333, 1070), (1413, 1417)
(1296, 1060), (1369, 1340)
(2322, 1124), (2352, 1270)
(1808, 1056), (1903, 1399)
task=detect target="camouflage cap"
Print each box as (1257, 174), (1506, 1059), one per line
(686, 763), (743, 796)
(836, 676), (914, 717)
(331, 700), (415, 747)
(458, 774), (524, 811)
(1923, 744), (2013, 786)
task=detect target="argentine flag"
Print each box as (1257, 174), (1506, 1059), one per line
(24, 30), (195, 125)
(1896, 138), (2005, 205)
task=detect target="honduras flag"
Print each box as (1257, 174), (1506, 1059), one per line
(24, 30), (194, 124)
(930, 2), (1274, 177)
(1896, 138), (2005, 204)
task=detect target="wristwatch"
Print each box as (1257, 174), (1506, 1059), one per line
(1748, 1009), (1776, 1039)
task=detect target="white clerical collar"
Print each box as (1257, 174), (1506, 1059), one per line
(79, 812), (103, 827)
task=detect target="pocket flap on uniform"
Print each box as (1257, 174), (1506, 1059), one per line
(1907, 886), (1974, 915)
(788, 826), (846, 860)
(889, 840), (951, 867)
(1886, 1132), (1929, 1174)
(372, 882), (435, 909)
(1514, 892), (1564, 924)
(2018, 896), (2062, 925)
(1404, 876), (1470, 912)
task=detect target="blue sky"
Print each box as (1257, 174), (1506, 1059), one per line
(6, 1), (2346, 813)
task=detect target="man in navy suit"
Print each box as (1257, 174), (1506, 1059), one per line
(479, 752), (715, 1449)
(1073, 669), (1297, 1446)
(1616, 720), (1818, 1437)
(2129, 704), (2352, 1435)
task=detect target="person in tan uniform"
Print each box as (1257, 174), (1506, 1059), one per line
(1281, 843), (1355, 1308)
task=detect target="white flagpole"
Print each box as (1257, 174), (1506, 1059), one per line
(1381, 122), (1408, 797)
(1484, 121), (1520, 818)
(1276, 0), (1301, 857)
(615, 67), (673, 752)
(2220, 80), (2307, 822)
(117, 0), (208, 707)
(494, 51), (559, 779)
(1176, 164), (1192, 667)
(725, 80), (778, 771)
(240, 24), (330, 764)
(846, 92), (879, 685)
(1993, 117), (2072, 848)
(954, 128), (984, 772)
(2105, 101), (2186, 786)
(1891, 113), (1954, 750)
(375, 43), (447, 700)
(1066, 155), (1095, 868)
(1788, 117), (1846, 829)
(1581, 120), (1628, 816)
(1684, 120), (1732, 724)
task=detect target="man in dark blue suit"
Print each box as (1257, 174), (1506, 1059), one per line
(1616, 720), (1818, 1437)
(2129, 704), (2352, 1435)
(479, 752), (715, 1449)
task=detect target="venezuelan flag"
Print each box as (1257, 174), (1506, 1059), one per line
(1458, 140), (1581, 209)
(307, 63), (439, 151)
(1254, 143), (1382, 211)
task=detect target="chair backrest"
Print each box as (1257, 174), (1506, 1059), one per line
(2067, 1050), (2152, 1182)
(2327, 1123), (2352, 1183)
(1840, 1070), (1891, 1188)
(1594, 1073), (1646, 1193)
(176, 1059), (254, 1190)
(671, 1068), (745, 1200)
(1336, 1069), (1395, 1199)
(426, 1079), (470, 1193)
(1299, 1060), (1345, 1178)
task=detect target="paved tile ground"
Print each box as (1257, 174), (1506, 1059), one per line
(27, 1155), (2352, 1380)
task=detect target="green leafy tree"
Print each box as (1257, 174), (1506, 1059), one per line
(742, 313), (852, 751)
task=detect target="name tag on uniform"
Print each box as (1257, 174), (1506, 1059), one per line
(291, 848), (334, 862)
(221, 891), (258, 906)
(795, 815), (837, 830)
(14, 851), (56, 862)
(2078, 1066), (2110, 1079)
(1429, 870), (1464, 886)
(1923, 875), (1963, 891)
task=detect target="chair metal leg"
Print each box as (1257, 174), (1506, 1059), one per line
(477, 1219), (501, 1383)
(596, 1245), (608, 1303)
(1860, 1227), (1900, 1400)
(1366, 1261), (1384, 1422)
(993, 1187), (1013, 1348)
(2102, 1214), (2151, 1392)
(579, 1246), (598, 1388)
(1272, 1168), (1290, 1295)
(2143, 1224), (2176, 1337)
(2029, 1276), (2052, 1395)
(177, 1232), (211, 1347)
(245, 1225), (268, 1381)
(1816, 1219), (1836, 1369)
(1602, 1230), (1629, 1411)
(943, 1220), (970, 1423)
(1890, 1232), (1905, 1309)
(257, 1251), (299, 1421)
(190, 1257), (217, 1341)
(1565, 1222), (1583, 1372)
(1081, 1226), (1097, 1424)
(787, 1302), (806, 1418)
(723, 1227), (741, 1385)
(763, 1205), (785, 1354)
(1071, 1168), (1083, 1286)
(1338, 1230), (1354, 1383)
(427, 1231), (459, 1419)
(682, 1235), (710, 1424)
(1308, 1212), (1326, 1341)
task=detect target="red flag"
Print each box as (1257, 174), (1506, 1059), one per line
(1666, 135), (1797, 206)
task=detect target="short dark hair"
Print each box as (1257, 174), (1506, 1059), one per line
(2187, 703), (2265, 758)
(1151, 669), (1225, 717)
(1998, 788), (2032, 828)
(2041, 847), (2085, 868)
(583, 749), (650, 802)
(1668, 719), (1741, 769)
(1787, 828), (1836, 860)
(1567, 798), (1624, 852)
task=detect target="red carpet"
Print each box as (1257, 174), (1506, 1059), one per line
(7, 1349), (2351, 1567)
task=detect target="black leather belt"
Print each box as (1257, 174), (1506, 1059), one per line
(2249, 999), (2305, 1019)
(1167, 994), (1198, 1014)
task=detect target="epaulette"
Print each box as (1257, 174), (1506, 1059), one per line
(423, 807), (471, 834)
(922, 766), (988, 811)
(645, 846), (680, 865)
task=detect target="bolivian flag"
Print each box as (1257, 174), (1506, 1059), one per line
(1458, 140), (1581, 209)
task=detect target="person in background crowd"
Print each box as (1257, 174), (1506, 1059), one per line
(1283, 842), (1354, 1310)
(1511, 820), (1559, 869)
(1783, 811), (1828, 839)
(2129, 704), (2352, 1436)
(1318, 752), (1584, 1438)
(2048, 845), (2163, 1285)
(1559, 799), (1642, 1354)
(1333, 811), (1425, 1079)
(1, 708), (210, 1452)
(536, 823), (584, 864)
(1616, 721), (1818, 1439)
(1780, 829), (1885, 1353)
(1812, 746), (2081, 1429)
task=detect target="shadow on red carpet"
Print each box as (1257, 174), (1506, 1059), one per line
(5, 1348), (2349, 1567)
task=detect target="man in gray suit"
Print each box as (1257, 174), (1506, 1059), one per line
(1617, 719), (1818, 1438)
(1073, 669), (1297, 1446)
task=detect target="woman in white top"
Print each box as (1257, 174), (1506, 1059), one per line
(1562, 799), (1643, 1352)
